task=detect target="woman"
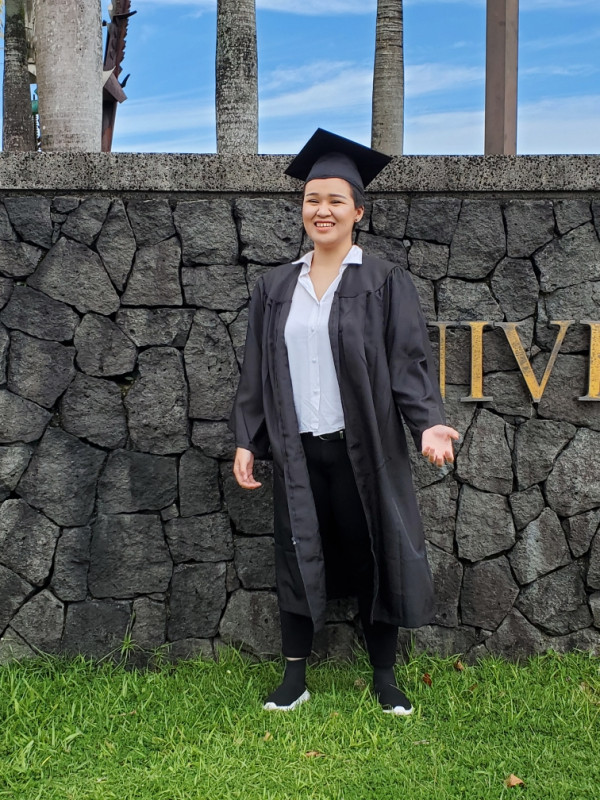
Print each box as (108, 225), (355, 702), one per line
(230, 129), (459, 715)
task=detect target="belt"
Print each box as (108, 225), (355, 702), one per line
(316, 429), (345, 441)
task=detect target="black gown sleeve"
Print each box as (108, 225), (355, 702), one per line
(228, 278), (270, 457)
(384, 266), (446, 450)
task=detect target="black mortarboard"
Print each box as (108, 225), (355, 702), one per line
(285, 128), (392, 194)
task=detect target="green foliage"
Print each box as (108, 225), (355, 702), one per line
(0, 650), (598, 799)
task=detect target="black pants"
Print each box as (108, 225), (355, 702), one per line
(280, 433), (398, 668)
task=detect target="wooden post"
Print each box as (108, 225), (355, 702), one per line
(484, 0), (519, 155)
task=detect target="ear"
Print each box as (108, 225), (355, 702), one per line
(354, 206), (365, 223)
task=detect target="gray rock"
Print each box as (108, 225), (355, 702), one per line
(116, 308), (194, 347)
(448, 200), (505, 279)
(438, 328), (469, 391)
(371, 198), (409, 239)
(509, 486), (545, 530)
(313, 623), (356, 662)
(405, 197), (461, 244)
(456, 409), (513, 494)
(552, 627), (600, 656)
(491, 258), (539, 320)
(8, 332), (75, 408)
(0, 278), (13, 310)
(456, 485), (516, 562)
(28, 237), (120, 315)
(17, 427), (106, 526)
(357, 232), (408, 266)
(0, 444), (33, 501)
(236, 198), (302, 265)
(182, 264), (248, 311)
(484, 608), (551, 660)
(226, 562), (240, 593)
(484, 372), (534, 418)
(74, 312), (136, 377)
(179, 448), (221, 517)
(246, 263), (273, 295)
(0, 498), (60, 585)
(167, 638), (214, 661)
(185, 310), (238, 420)
(131, 597), (166, 650)
(592, 199), (600, 239)
(0, 325), (8, 383)
(174, 199), (239, 265)
(535, 223), (600, 292)
(168, 562), (227, 640)
(160, 504), (178, 522)
(554, 199), (591, 234)
(0, 285), (79, 341)
(222, 461), (274, 534)
(508, 508), (572, 584)
(408, 240), (449, 280)
(125, 347), (189, 455)
(514, 419), (576, 490)
(0, 203), (17, 241)
(461, 556), (519, 629)
(0, 628), (35, 664)
(0, 564), (33, 632)
(483, 320), (535, 375)
(121, 238), (182, 307)
(127, 198), (175, 246)
(409, 273), (435, 320)
(589, 533), (600, 590)
(165, 513), (234, 563)
(397, 624), (486, 659)
(4, 197), (52, 248)
(590, 593), (600, 628)
(417, 476), (458, 553)
(516, 562), (591, 635)
(546, 429), (600, 516)
(504, 200), (555, 257)
(0, 390), (51, 444)
(0, 240), (43, 278)
(536, 355), (600, 431)
(50, 527), (91, 601)
(219, 589), (281, 657)
(52, 197), (80, 215)
(437, 279), (503, 321)
(228, 308), (249, 365)
(60, 373), (128, 449)
(538, 282), (600, 353)
(88, 514), (172, 599)
(564, 510), (599, 558)
(61, 599), (132, 659)
(11, 589), (64, 653)
(97, 450), (177, 513)
(96, 200), (137, 291)
(234, 537), (275, 590)
(426, 542), (462, 627)
(192, 421), (236, 460)
(61, 197), (110, 245)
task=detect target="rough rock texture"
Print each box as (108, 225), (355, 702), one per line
(222, 461), (274, 534)
(234, 537), (276, 590)
(185, 310), (238, 420)
(508, 508), (571, 584)
(516, 563), (591, 635)
(408, 240), (449, 280)
(4, 197), (52, 248)
(168, 562), (227, 640)
(0, 499), (60, 586)
(0, 390), (51, 444)
(174, 199), (239, 265)
(182, 264), (248, 311)
(455, 410), (512, 494)
(0, 444), (33, 501)
(97, 450), (177, 513)
(61, 197), (110, 245)
(535, 223), (600, 291)
(564, 510), (599, 558)
(219, 590), (281, 656)
(426, 543), (462, 627)
(371, 198), (409, 239)
(74, 313), (137, 377)
(504, 200), (555, 258)
(437, 279), (503, 321)
(8, 332), (75, 408)
(116, 308), (194, 348)
(0, 240), (43, 278)
(417, 477), (457, 553)
(461, 556), (519, 629)
(448, 200), (505, 279)
(122, 238), (182, 307)
(50, 527), (91, 602)
(235, 198), (302, 265)
(165, 513), (234, 563)
(514, 419), (576, 490)
(127, 199), (175, 246)
(192, 421), (236, 459)
(456, 486), (516, 562)
(405, 197), (461, 244)
(0, 285), (79, 341)
(60, 373), (128, 449)
(509, 486), (545, 531)
(491, 258), (539, 320)
(179, 448), (221, 516)
(546, 429), (600, 516)
(96, 200), (137, 291)
(10, 590), (64, 653)
(61, 600), (132, 659)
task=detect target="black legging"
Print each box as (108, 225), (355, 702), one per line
(280, 433), (398, 668)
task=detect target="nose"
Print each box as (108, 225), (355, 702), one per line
(316, 202), (331, 216)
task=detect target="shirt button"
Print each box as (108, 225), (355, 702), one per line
(312, 358), (317, 363)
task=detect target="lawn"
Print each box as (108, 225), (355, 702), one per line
(0, 648), (598, 800)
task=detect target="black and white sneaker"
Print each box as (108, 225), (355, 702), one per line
(263, 688), (310, 711)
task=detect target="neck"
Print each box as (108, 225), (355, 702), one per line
(312, 239), (354, 271)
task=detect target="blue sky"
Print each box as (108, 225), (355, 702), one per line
(102, 1), (600, 154)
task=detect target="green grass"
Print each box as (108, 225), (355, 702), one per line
(0, 648), (598, 800)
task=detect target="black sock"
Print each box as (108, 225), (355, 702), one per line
(264, 659), (307, 707)
(372, 666), (412, 711)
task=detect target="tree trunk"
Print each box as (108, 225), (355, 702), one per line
(216, 0), (258, 154)
(3, 0), (36, 151)
(33, 0), (103, 151)
(371, 0), (404, 155)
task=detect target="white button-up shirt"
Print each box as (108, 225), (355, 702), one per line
(284, 245), (362, 435)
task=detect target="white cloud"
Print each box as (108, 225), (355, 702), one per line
(524, 28), (600, 51)
(135, 0), (377, 14)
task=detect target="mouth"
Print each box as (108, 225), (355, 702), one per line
(314, 222), (334, 228)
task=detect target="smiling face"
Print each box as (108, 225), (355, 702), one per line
(302, 177), (364, 252)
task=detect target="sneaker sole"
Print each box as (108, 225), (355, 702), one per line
(382, 704), (414, 716)
(263, 689), (310, 711)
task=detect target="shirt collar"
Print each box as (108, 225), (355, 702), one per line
(293, 244), (363, 275)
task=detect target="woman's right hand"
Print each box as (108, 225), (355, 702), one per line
(233, 447), (263, 490)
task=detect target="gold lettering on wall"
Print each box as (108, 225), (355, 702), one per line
(496, 320), (573, 403)
(462, 322), (492, 402)
(579, 321), (600, 401)
(429, 322), (448, 399)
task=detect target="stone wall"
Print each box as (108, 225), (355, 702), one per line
(0, 154), (599, 666)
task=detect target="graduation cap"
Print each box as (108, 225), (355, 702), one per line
(285, 128), (392, 195)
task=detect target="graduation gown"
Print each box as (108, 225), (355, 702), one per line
(229, 254), (445, 632)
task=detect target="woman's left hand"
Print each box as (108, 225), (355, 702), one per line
(421, 425), (460, 467)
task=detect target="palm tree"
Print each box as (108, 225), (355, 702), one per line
(33, 0), (103, 151)
(215, 0), (258, 154)
(3, 0), (36, 151)
(371, 0), (404, 155)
